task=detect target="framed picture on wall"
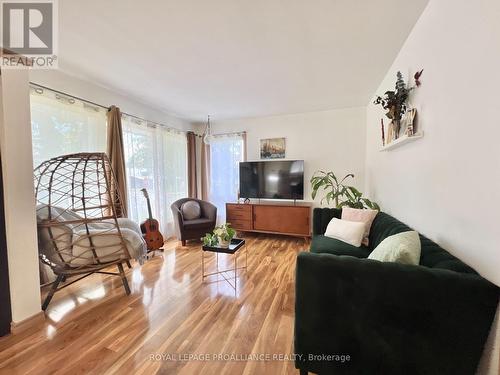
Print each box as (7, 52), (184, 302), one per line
(260, 138), (286, 159)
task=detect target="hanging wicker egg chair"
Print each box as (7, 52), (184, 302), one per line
(34, 152), (146, 310)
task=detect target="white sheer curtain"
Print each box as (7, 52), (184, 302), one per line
(209, 134), (245, 223)
(30, 87), (107, 168)
(30, 87), (188, 236)
(122, 115), (188, 237)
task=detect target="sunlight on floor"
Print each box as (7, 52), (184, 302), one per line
(47, 299), (76, 322)
(80, 285), (106, 300)
(46, 324), (56, 339)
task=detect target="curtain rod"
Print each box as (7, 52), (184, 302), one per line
(121, 112), (187, 134)
(212, 131), (246, 137)
(29, 82), (189, 135)
(192, 130), (246, 139)
(30, 82), (108, 110)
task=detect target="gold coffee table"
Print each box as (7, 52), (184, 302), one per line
(201, 238), (247, 290)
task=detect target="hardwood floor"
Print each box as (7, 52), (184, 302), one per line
(0, 234), (308, 374)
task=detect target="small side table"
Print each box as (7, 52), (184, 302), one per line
(201, 238), (247, 290)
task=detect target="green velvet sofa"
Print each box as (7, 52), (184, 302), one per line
(295, 208), (499, 375)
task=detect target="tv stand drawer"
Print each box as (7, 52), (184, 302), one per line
(228, 219), (253, 230)
(226, 203), (252, 221)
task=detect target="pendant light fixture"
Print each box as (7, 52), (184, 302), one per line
(203, 115), (212, 145)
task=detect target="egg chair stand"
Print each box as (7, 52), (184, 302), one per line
(35, 153), (146, 311)
(41, 261), (131, 311)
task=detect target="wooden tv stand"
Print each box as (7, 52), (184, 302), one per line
(226, 202), (311, 238)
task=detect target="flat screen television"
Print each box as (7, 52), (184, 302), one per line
(239, 160), (304, 200)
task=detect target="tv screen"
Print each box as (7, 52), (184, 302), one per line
(239, 160), (304, 200)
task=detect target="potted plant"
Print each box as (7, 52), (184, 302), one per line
(202, 223), (236, 248)
(310, 171), (380, 210)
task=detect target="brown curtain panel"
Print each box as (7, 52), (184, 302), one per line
(200, 139), (211, 201)
(106, 106), (128, 217)
(187, 131), (198, 198)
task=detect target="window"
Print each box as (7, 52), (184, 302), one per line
(30, 87), (188, 239)
(30, 88), (107, 168)
(209, 134), (245, 223)
(122, 116), (188, 237)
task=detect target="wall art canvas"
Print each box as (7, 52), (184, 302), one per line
(260, 138), (286, 159)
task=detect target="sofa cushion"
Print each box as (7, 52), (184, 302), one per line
(312, 208), (342, 236)
(368, 212), (412, 250)
(183, 218), (213, 229)
(369, 212), (477, 274)
(310, 235), (370, 258)
(419, 235), (476, 273)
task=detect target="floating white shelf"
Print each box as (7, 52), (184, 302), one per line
(380, 131), (424, 151)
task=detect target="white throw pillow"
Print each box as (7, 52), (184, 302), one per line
(324, 218), (366, 247)
(368, 231), (421, 265)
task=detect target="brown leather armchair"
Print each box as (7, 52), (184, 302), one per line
(171, 198), (217, 246)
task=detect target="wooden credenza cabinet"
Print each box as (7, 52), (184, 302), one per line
(226, 202), (311, 238)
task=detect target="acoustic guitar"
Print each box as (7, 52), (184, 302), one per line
(140, 188), (164, 251)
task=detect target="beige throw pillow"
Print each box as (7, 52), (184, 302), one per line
(324, 218), (366, 247)
(341, 207), (378, 246)
(368, 231), (421, 265)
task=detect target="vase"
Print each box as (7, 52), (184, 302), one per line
(393, 119), (401, 139)
(218, 237), (230, 248)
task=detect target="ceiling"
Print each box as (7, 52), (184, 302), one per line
(58, 0), (429, 122)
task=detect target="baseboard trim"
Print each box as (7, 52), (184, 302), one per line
(10, 311), (45, 335)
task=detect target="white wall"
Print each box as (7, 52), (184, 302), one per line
(29, 69), (193, 131)
(365, 3), (500, 371)
(365, 0), (500, 286)
(0, 69), (42, 323)
(202, 107), (367, 204)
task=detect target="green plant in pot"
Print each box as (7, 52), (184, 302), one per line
(202, 223), (236, 248)
(201, 232), (218, 247)
(340, 186), (380, 210)
(310, 171), (380, 210)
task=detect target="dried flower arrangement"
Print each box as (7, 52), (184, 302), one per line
(374, 70), (423, 139)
